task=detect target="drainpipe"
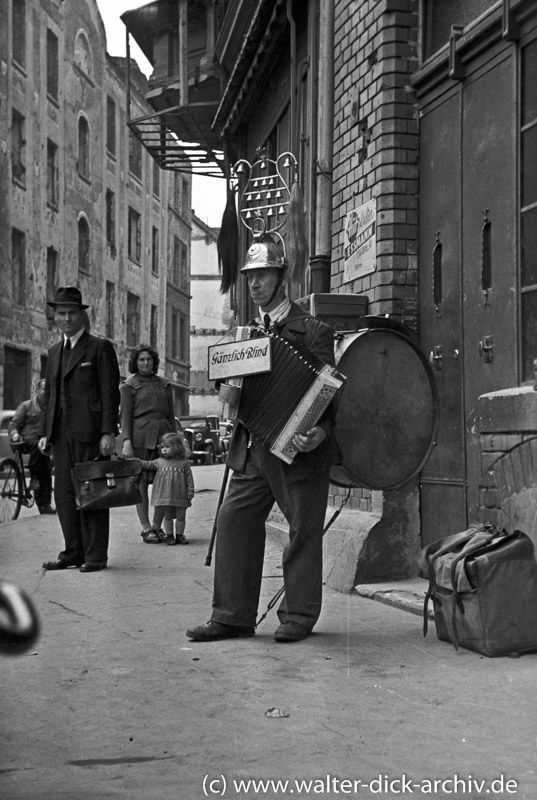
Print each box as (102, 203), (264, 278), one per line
(311, 0), (334, 294)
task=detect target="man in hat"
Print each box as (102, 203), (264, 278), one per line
(187, 234), (335, 643)
(38, 287), (120, 572)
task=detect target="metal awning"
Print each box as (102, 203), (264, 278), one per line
(127, 104), (225, 177)
(121, 1), (226, 177)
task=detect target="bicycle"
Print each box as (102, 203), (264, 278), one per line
(0, 442), (34, 523)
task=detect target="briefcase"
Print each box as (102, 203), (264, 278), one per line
(418, 525), (537, 657)
(71, 458), (142, 511)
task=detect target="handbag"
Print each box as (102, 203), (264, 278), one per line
(71, 457), (142, 511)
(418, 524), (537, 657)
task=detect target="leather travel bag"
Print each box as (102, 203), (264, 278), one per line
(418, 525), (537, 657)
(71, 457), (142, 511)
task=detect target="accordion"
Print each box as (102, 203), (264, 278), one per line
(237, 333), (345, 464)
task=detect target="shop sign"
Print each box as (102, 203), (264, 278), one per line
(343, 199), (376, 282)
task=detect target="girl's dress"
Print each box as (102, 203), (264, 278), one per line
(139, 457), (194, 507)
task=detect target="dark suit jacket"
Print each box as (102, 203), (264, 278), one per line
(40, 331), (120, 443)
(226, 301), (336, 478)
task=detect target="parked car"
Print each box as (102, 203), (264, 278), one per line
(179, 416), (225, 465)
(219, 420), (234, 458)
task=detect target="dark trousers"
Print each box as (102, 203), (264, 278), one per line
(211, 439), (329, 630)
(26, 442), (53, 507)
(50, 430), (110, 565)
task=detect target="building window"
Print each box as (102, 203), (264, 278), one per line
(150, 305), (158, 350)
(521, 36), (537, 380)
(11, 228), (26, 305)
(173, 173), (182, 210)
(126, 292), (140, 347)
(182, 180), (190, 216)
(11, 109), (26, 185)
(421, 0), (493, 61)
(172, 236), (181, 285)
(106, 189), (116, 252)
(171, 309), (179, 359)
(78, 217), (90, 273)
(152, 227), (159, 274)
(46, 139), (58, 207)
(3, 346), (30, 410)
(46, 247), (58, 322)
(179, 314), (187, 361)
(180, 242), (188, 288)
(74, 31), (92, 77)
(106, 96), (116, 156)
(106, 281), (115, 339)
(129, 132), (142, 180)
(78, 116), (90, 179)
(12, 1), (25, 67)
(153, 159), (160, 198)
(128, 207), (141, 262)
(46, 29), (59, 101)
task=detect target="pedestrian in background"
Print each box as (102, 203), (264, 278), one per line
(120, 344), (177, 543)
(38, 287), (120, 572)
(8, 378), (55, 514)
(138, 431), (194, 545)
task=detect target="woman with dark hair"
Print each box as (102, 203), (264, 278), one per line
(121, 344), (176, 542)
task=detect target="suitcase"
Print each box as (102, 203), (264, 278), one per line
(418, 525), (537, 657)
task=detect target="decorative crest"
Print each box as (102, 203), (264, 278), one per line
(233, 151), (298, 237)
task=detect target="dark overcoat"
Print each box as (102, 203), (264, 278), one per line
(39, 331), (120, 442)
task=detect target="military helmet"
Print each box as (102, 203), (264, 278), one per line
(240, 233), (287, 273)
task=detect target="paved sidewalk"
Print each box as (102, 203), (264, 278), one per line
(1, 464), (536, 800)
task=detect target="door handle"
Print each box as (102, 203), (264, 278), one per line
(478, 335), (494, 363)
(429, 345), (443, 371)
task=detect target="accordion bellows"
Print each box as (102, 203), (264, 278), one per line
(237, 334), (345, 464)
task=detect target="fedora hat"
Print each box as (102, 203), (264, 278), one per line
(47, 286), (89, 309)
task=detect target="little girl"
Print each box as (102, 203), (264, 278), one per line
(139, 432), (194, 545)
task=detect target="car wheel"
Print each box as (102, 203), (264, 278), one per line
(204, 446), (215, 465)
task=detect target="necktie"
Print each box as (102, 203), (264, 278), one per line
(263, 314), (271, 332)
(61, 338), (71, 377)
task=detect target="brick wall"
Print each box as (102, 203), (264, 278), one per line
(332, 0), (419, 327)
(331, 0), (419, 512)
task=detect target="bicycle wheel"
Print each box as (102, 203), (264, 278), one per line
(0, 458), (23, 522)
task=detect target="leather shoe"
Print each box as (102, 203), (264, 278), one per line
(79, 562), (107, 573)
(273, 621), (310, 642)
(42, 559), (80, 570)
(186, 620), (255, 641)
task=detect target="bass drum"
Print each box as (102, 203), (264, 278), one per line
(331, 317), (439, 490)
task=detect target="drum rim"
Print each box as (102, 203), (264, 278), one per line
(331, 325), (439, 490)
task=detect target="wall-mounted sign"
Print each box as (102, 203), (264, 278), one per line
(208, 337), (272, 381)
(343, 198), (376, 282)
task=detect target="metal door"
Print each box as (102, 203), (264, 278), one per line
(418, 87), (467, 544)
(418, 46), (517, 545)
(461, 52), (517, 518)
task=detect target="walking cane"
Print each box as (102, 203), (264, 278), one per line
(255, 488), (352, 627)
(205, 464), (231, 566)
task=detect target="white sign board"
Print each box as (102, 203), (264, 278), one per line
(208, 337), (272, 381)
(343, 198), (376, 282)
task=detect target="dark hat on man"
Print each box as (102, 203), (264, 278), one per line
(47, 286), (89, 309)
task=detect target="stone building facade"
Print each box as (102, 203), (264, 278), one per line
(0, 0), (191, 412)
(189, 213), (234, 417)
